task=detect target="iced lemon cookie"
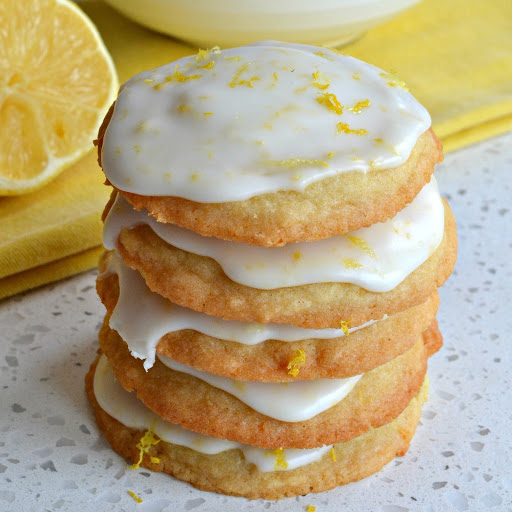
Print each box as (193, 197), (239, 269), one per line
(96, 42), (441, 247)
(86, 355), (429, 500)
(96, 251), (440, 381)
(97, 318), (438, 449)
(104, 191), (456, 328)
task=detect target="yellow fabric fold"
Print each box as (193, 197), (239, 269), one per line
(2, 0), (511, 300)
(0, 151), (108, 280)
(0, 246), (103, 301)
(346, 0), (512, 152)
(0, 151), (109, 300)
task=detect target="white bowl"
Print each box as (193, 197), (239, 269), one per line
(103, 0), (421, 48)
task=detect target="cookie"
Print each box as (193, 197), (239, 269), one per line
(86, 354), (428, 500)
(113, 201), (456, 328)
(96, 42), (438, 246)
(97, 266), (439, 380)
(98, 317), (438, 449)
(102, 130), (441, 247)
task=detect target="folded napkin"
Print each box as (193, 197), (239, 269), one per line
(2, 0), (511, 300)
(0, 152), (108, 299)
(347, 0), (512, 153)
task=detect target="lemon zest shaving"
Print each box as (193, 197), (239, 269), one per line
(317, 93), (344, 115)
(197, 60), (214, 70)
(233, 381), (246, 392)
(287, 349), (306, 377)
(190, 174), (199, 182)
(330, 447), (337, 462)
(344, 259), (362, 269)
(374, 138), (400, 156)
(293, 251), (301, 261)
(307, 506), (317, 512)
(327, 151), (335, 158)
(225, 55), (242, 62)
(348, 99), (370, 113)
(150, 457), (160, 464)
(208, 151), (214, 159)
(313, 51), (334, 61)
(352, 74), (360, 81)
(339, 320), (350, 336)
(265, 158), (328, 169)
(136, 121), (148, 133)
(347, 235), (376, 259)
(239, 76), (260, 87)
(229, 63), (260, 88)
(379, 70), (409, 91)
(203, 112), (213, 116)
(128, 491), (143, 503)
(133, 145), (141, 153)
(128, 422), (160, 470)
(178, 104), (191, 113)
(336, 122), (367, 136)
(273, 448), (288, 470)
(312, 71), (330, 90)
(195, 46), (221, 62)
(154, 65), (202, 89)
(144, 78), (154, 84)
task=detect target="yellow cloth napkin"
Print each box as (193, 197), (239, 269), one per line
(0, 152), (109, 299)
(346, 0), (512, 153)
(2, 0), (511, 300)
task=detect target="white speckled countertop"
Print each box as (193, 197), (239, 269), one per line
(1, 133), (512, 512)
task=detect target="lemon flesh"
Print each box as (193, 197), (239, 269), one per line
(0, 0), (118, 195)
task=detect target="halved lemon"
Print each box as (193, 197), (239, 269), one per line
(0, 0), (118, 195)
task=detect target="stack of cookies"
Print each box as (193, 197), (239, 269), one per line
(86, 41), (457, 500)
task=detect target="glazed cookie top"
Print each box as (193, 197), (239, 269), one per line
(101, 41), (430, 203)
(104, 178), (445, 293)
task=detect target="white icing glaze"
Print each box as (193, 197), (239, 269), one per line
(157, 355), (361, 422)
(103, 178), (444, 292)
(99, 252), (380, 370)
(242, 443), (331, 473)
(101, 41), (431, 202)
(94, 354), (331, 471)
